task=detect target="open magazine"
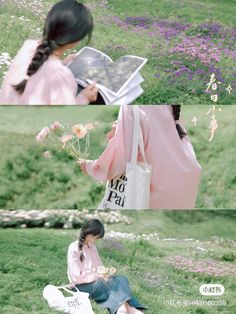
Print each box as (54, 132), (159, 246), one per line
(67, 47), (147, 105)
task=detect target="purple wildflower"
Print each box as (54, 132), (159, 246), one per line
(170, 36), (223, 65)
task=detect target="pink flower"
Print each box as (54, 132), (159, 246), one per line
(36, 127), (50, 142)
(85, 122), (98, 131)
(61, 134), (73, 144)
(72, 124), (88, 139)
(43, 151), (52, 158)
(50, 121), (61, 131)
(72, 122), (97, 139)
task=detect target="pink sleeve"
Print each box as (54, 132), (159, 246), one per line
(25, 65), (89, 105)
(85, 106), (127, 182)
(67, 246), (101, 285)
(85, 106), (144, 182)
(48, 70), (89, 105)
(45, 68), (89, 105)
(93, 245), (103, 266)
(0, 40), (39, 104)
(76, 93), (89, 105)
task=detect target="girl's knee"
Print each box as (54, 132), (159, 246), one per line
(96, 278), (108, 289)
(114, 275), (129, 283)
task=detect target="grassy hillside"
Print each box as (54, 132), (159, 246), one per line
(0, 210), (236, 314)
(0, 0), (235, 104)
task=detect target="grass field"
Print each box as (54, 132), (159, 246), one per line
(0, 0), (235, 104)
(1, 210), (236, 314)
(0, 105), (235, 210)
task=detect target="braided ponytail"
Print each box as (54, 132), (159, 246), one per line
(77, 219), (105, 263)
(13, 1), (94, 95)
(79, 232), (86, 262)
(13, 40), (56, 94)
(171, 105), (187, 139)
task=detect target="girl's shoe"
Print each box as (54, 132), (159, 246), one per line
(126, 303), (144, 314)
(117, 303), (128, 314)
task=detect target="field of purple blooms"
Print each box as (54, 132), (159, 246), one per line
(0, 0), (235, 104)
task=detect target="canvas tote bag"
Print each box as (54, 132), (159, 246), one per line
(98, 106), (152, 209)
(43, 284), (94, 314)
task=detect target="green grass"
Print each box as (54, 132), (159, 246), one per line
(108, 0), (236, 27)
(1, 211), (236, 314)
(0, 105), (235, 209)
(0, 106), (118, 209)
(181, 105), (236, 209)
(0, 0), (235, 104)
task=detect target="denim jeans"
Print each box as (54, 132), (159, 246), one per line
(72, 275), (147, 314)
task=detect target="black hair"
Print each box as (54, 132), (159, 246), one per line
(78, 219), (105, 262)
(171, 105), (187, 139)
(13, 0), (93, 94)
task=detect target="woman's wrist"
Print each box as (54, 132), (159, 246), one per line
(62, 53), (77, 66)
(76, 93), (90, 105)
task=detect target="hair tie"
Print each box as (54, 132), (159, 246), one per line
(48, 40), (57, 51)
(175, 120), (181, 125)
(25, 75), (30, 81)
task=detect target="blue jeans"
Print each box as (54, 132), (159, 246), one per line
(72, 275), (147, 314)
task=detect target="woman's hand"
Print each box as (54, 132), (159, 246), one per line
(77, 158), (90, 175)
(97, 266), (117, 281)
(62, 53), (77, 66)
(81, 83), (98, 103)
(109, 267), (117, 275)
(102, 267), (116, 281)
(106, 120), (118, 141)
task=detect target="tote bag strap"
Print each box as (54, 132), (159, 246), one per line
(57, 285), (80, 295)
(131, 106), (146, 165)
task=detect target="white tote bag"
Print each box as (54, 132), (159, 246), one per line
(98, 106), (152, 210)
(43, 284), (94, 314)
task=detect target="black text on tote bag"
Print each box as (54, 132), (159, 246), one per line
(98, 106), (152, 210)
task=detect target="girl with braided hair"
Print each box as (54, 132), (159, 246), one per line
(67, 219), (147, 314)
(79, 105), (201, 209)
(0, 0), (98, 105)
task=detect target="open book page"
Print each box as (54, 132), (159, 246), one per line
(87, 55), (147, 96)
(99, 72), (144, 104)
(111, 85), (144, 106)
(68, 47), (113, 82)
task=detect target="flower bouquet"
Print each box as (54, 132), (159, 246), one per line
(97, 266), (117, 281)
(36, 121), (98, 159)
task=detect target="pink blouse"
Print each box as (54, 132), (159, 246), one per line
(85, 105), (202, 209)
(0, 40), (89, 105)
(67, 241), (103, 285)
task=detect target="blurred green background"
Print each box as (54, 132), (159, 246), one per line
(0, 105), (235, 210)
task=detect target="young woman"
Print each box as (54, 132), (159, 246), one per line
(79, 105), (202, 209)
(67, 219), (146, 314)
(0, 0), (98, 105)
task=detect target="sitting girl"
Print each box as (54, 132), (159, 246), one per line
(67, 219), (147, 314)
(0, 0), (98, 105)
